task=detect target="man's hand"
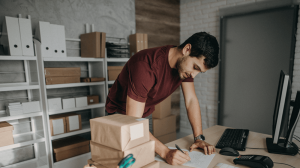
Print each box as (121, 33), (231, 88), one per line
(164, 148), (191, 165)
(189, 140), (216, 155)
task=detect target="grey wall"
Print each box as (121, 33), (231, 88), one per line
(0, 0), (135, 166)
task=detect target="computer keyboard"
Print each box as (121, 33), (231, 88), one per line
(216, 128), (249, 151)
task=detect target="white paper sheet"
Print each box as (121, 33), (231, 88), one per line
(69, 115), (79, 131)
(53, 119), (64, 135)
(155, 147), (215, 168)
(130, 123), (144, 140)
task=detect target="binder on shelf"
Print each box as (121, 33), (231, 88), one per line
(1, 16), (22, 56)
(35, 21), (52, 57)
(18, 18), (34, 56)
(51, 24), (67, 57)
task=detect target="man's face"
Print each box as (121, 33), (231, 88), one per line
(176, 55), (209, 80)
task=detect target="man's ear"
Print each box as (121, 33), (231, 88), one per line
(183, 43), (191, 56)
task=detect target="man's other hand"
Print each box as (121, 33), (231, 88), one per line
(164, 149), (191, 165)
(189, 140), (216, 155)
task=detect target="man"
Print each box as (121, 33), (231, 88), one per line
(106, 32), (219, 165)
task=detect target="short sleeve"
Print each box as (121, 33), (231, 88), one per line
(127, 61), (155, 102)
(182, 77), (194, 82)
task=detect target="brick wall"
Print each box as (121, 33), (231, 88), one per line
(180, 0), (300, 137)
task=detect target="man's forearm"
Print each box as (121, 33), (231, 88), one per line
(149, 132), (170, 159)
(186, 99), (203, 137)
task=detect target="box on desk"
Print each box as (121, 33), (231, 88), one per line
(90, 140), (155, 168)
(52, 136), (90, 162)
(87, 159), (159, 168)
(107, 66), (123, 81)
(90, 114), (149, 151)
(0, 121), (14, 147)
(45, 77), (80, 85)
(152, 96), (171, 119)
(152, 115), (176, 137)
(44, 67), (81, 77)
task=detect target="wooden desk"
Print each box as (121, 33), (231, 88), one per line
(159, 125), (300, 168)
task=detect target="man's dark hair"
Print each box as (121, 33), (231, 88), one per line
(178, 32), (219, 69)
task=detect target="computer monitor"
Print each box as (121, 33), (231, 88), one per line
(266, 70), (300, 156)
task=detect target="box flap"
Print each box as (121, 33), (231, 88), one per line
(0, 121), (14, 132)
(107, 66), (124, 70)
(52, 135), (89, 153)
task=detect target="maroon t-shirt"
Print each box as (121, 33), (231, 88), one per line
(105, 45), (193, 117)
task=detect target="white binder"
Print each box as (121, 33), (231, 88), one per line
(50, 24), (66, 57)
(18, 18), (34, 56)
(35, 21), (53, 57)
(1, 16), (22, 56)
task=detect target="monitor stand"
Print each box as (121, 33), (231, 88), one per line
(266, 138), (298, 156)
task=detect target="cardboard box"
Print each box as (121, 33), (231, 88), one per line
(65, 113), (82, 132)
(44, 67), (81, 77)
(48, 98), (62, 111)
(90, 77), (105, 82)
(52, 136), (90, 162)
(142, 161), (160, 168)
(81, 78), (90, 82)
(80, 32), (106, 58)
(45, 77), (80, 85)
(22, 101), (41, 113)
(152, 115), (176, 137)
(90, 114), (149, 151)
(75, 97), (88, 107)
(152, 96), (171, 119)
(143, 34), (148, 50)
(91, 141), (155, 168)
(87, 95), (99, 105)
(49, 115), (67, 136)
(0, 121), (14, 147)
(107, 66), (123, 81)
(129, 33), (143, 57)
(86, 159), (159, 168)
(62, 98), (75, 109)
(155, 132), (176, 144)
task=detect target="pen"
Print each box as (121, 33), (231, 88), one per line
(175, 144), (185, 153)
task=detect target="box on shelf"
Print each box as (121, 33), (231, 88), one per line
(44, 67), (81, 77)
(129, 33), (144, 57)
(80, 78), (90, 82)
(90, 77), (105, 82)
(52, 135), (90, 162)
(0, 121), (14, 147)
(152, 115), (176, 137)
(90, 114), (149, 151)
(64, 113), (82, 132)
(62, 98), (76, 109)
(49, 115), (66, 136)
(6, 102), (23, 116)
(80, 32), (106, 58)
(152, 96), (171, 119)
(45, 76), (80, 85)
(155, 132), (176, 144)
(48, 98), (62, 111)
(22, 101), (40, 113)
(87, 95), (99, 105)
(75, 97), (88, 107)
(107, 66), (123, 81)
(91, 140), (155, 168)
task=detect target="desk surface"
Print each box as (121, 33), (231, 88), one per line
(159, 125), (300, 168)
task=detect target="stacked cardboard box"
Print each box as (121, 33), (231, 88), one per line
(0, 121), (14, 147)
(107, 66), (124, 81)
(89, 114), (159, 168)
(152, 96), (177, 144)
(49, 113), (82, 136)
(44, 67), (81, 85)
(129, 33), (148, 57)
(80, 32), (106, 58)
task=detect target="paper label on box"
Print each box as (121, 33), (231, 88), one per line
(130, 123), (144, 140)
(90, 99), (94, 103)
(53, 119), (64, 135)
(69, 115), (79, 131)
(136, 118), (146, 121)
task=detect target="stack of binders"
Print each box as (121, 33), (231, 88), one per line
(106, 42), (130, 58)
(0, 16), (34, 56)
(129, 33), (148, 57)
(6, 102), (23, 116)
(88, 114), (159, 168)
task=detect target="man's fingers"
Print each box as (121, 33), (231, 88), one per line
(179, 151), (191, 161)
(174, 151), (190, 165)
(189, 143), (197, 152)
(204, 146), (208, 155)
(209, 146), (214, 155)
